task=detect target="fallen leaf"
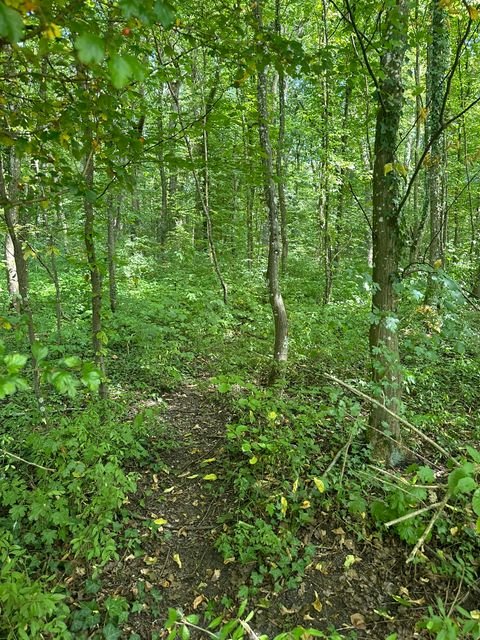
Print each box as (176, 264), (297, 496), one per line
(344, 554), (361, 568)
(144, 556), (158, 565)
(312, 591), (322, 612)
(471, 611), (480, 620)
(187, 474), (199, 479)
(164, 486), (175, 494)
(280, 605), (298, 615)
(173, 553), (182, 568)
(350, 613), (366, 630)
(211, 569), (221, 582)
(192, 594), (205, 609)
(154, 518), (168, 526)
(313, 477), (325, 493)
(300, 500), (311, 509)
(280, 496), (288, 517)
(202, 474), (217, 481)
(223, 557), (235, 565)
(201, 457), (216, 465)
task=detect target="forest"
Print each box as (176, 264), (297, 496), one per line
(1, 0), (480, 638)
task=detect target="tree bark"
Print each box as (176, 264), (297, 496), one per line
(369, 0), (410, 465)
(84, 149), (107, 398)
(0, 150), (41, 397)
(275, 0), (288, 274)
(424, 0), (449, 304)
(255, 0), (288, 384)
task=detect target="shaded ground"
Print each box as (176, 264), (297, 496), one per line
(94, 383), (468, 639)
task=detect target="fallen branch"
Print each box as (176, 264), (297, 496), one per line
(323, 373), (457, 464)
(1, 448), (55, 472)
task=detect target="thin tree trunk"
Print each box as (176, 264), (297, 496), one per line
(425, 0), (449, 304)
(255, 0), (288, 384)
(84, 149), (107, 398)
(369, 0), (410, 465)
(107, 195), (119, 313)
(0, 150), (41, 397)
(275, 0), (288, 273)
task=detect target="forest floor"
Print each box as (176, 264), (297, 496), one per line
(78, 379), (465, 640)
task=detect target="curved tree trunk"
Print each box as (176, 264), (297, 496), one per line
(255, 0), (288, 384)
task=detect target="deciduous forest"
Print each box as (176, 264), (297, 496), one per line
(1, 0), (480, 638)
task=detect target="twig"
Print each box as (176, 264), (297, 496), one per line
(324, 443), (348, 476)
(385, 502), (442, 528)
(407, 493), (450, 563)
(1, 448), (55, 471)
(239, 620), (260, 640)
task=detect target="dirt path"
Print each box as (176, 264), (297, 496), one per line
(100, 382), (237, 638)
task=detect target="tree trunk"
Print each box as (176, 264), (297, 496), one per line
(0, 150), (41, 397)
(369, 0), (410, 465)
(425, 0), (449, 304)
(275, 0), (288, 274)
(107, 195), (119, 314)
(84, 149), (107, 398)
(255, 0), (288, 384)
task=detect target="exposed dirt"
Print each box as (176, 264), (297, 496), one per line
(92, 383), (473, 639)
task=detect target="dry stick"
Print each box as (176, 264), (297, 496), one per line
(407, 492), (450, 563)
(384, 501), (443, 528)
(323, 373), (457, 464)
(324, 443), (348, 476)
(1, 448), (55, 472)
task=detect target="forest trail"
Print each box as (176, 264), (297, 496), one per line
(95, 382), (439, 640)
(100, 382), (235, 637)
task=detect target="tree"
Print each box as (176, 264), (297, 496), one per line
(368, 0), (410, 464)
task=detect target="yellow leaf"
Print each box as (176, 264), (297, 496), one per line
(471, 611), (480, 620)
(344, 554), (356, 568)
(203, 474), (217, 481)
(313, 477), (325, 493)
(280, 496), (288, 517)
(312, 591), (322, 612)
(468, 5), (480, 19)
(44, 23), (62, 39)
(267, 411), (277, 421)
(163, 486), (175, 493)
(173, 553), (182, 568)
(300, 500), (311, 509)
(419, 106), (428, 123)
(384, 162), (393, 175)
(153, 518), (168, 526)
(433, 259), (443, 269)
(292, 478), (299, 493)
(192, 594), (205, 610)
(143, 556), (158, 565)
(201, 457), (216, 465)
(394, 161), (408, 177)
(249, 456), (258, 465)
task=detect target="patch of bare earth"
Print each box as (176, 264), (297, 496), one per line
(94, 384), (465, 639)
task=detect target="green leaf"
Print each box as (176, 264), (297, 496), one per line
(75, 33), (105, 65)
(103, 623), (121, 640)
(456, 477), (477, 494)
(63, 356), (82, 368)
(4, 352), (28, 374)
(32, 342), (48, 363)
(0, 3), (24, 43)
(472, 489), (480, 517)
(154, 0), (176, 28)
(109, 54), (132, 89)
